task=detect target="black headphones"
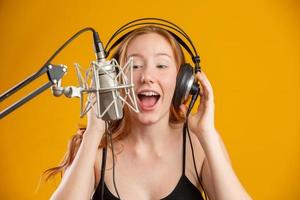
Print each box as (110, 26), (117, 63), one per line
(104, 18), (202, 111)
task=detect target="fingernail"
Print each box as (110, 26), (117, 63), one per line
(199, 73), (204, 80)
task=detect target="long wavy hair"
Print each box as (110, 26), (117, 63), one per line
(43, 25), (187, 181)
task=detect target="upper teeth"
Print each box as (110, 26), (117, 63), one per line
(140, 91), (159, 96)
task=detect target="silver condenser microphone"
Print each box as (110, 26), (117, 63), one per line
(51, 31), (139, 121)
(95, 58), (123, 120)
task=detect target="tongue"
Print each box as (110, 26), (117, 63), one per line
(140, 96), (157, 107)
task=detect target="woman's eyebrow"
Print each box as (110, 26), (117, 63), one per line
(126, 53), (171, 60)
(127, 53), (144, 59)
(155, 53), (171, 58)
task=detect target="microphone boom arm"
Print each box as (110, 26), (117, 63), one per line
(0, 64), (67, 119)
(0, 28), (139, 121)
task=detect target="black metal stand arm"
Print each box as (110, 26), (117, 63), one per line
(0, 27), (104, 120)
(0, 64), (67, 119)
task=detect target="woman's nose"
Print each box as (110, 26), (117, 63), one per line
(140, 68), (155, 84)
(140, 73), (154, 84)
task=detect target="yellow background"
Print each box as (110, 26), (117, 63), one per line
(0, 0), (299, 199)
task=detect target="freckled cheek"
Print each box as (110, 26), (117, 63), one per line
(132, 72), (142, 86)
(161, 77), (177, 100)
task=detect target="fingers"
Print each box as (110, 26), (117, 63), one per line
(196, 71), (214, 102)
(86, 96), (105, 132)
(179, 104), (188, 116)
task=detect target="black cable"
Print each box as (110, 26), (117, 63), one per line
(186, 122), (209, 200)
(0, 27), (98, 104)
(185, 91), (209, 200)
(28, 28), (97, 97)
(107, 121), (121, 199)
(37, 27), (96, 75)
(99, 122), (108, 200)
(100, 146), (107, 200)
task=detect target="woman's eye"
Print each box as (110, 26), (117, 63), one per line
(157, 64), (168, 69)
(133, 65), (142, 69)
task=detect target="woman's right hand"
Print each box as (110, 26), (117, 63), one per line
(86, 93), (106, 134)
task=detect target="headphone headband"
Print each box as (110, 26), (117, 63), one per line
(104, 18), (201, 72)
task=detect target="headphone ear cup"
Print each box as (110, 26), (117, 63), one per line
(172, 63), (195, 110)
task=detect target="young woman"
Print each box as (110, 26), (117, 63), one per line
(47, 25), (252, 200)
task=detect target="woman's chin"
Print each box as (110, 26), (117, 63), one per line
(136, 115), (159, 125)
(128, 102), (171, 126)
(131, 109), (171, 126)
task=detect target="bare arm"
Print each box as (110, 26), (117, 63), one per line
(198, 130), (252, 200)
(185, 71), (252, 200)
(50, 127), (104, 200)
(50, 94), (105, 200)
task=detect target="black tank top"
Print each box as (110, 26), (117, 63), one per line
(92, 131), (204, 200)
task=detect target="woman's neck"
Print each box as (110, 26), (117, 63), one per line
(124, 116), (182, 157)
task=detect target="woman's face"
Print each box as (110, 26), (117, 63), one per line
(125, 33), (178, 125)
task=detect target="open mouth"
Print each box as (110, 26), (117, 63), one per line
(137, 91), (161, 109)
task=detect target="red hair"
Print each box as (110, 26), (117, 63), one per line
(43, 25), (186, 181)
